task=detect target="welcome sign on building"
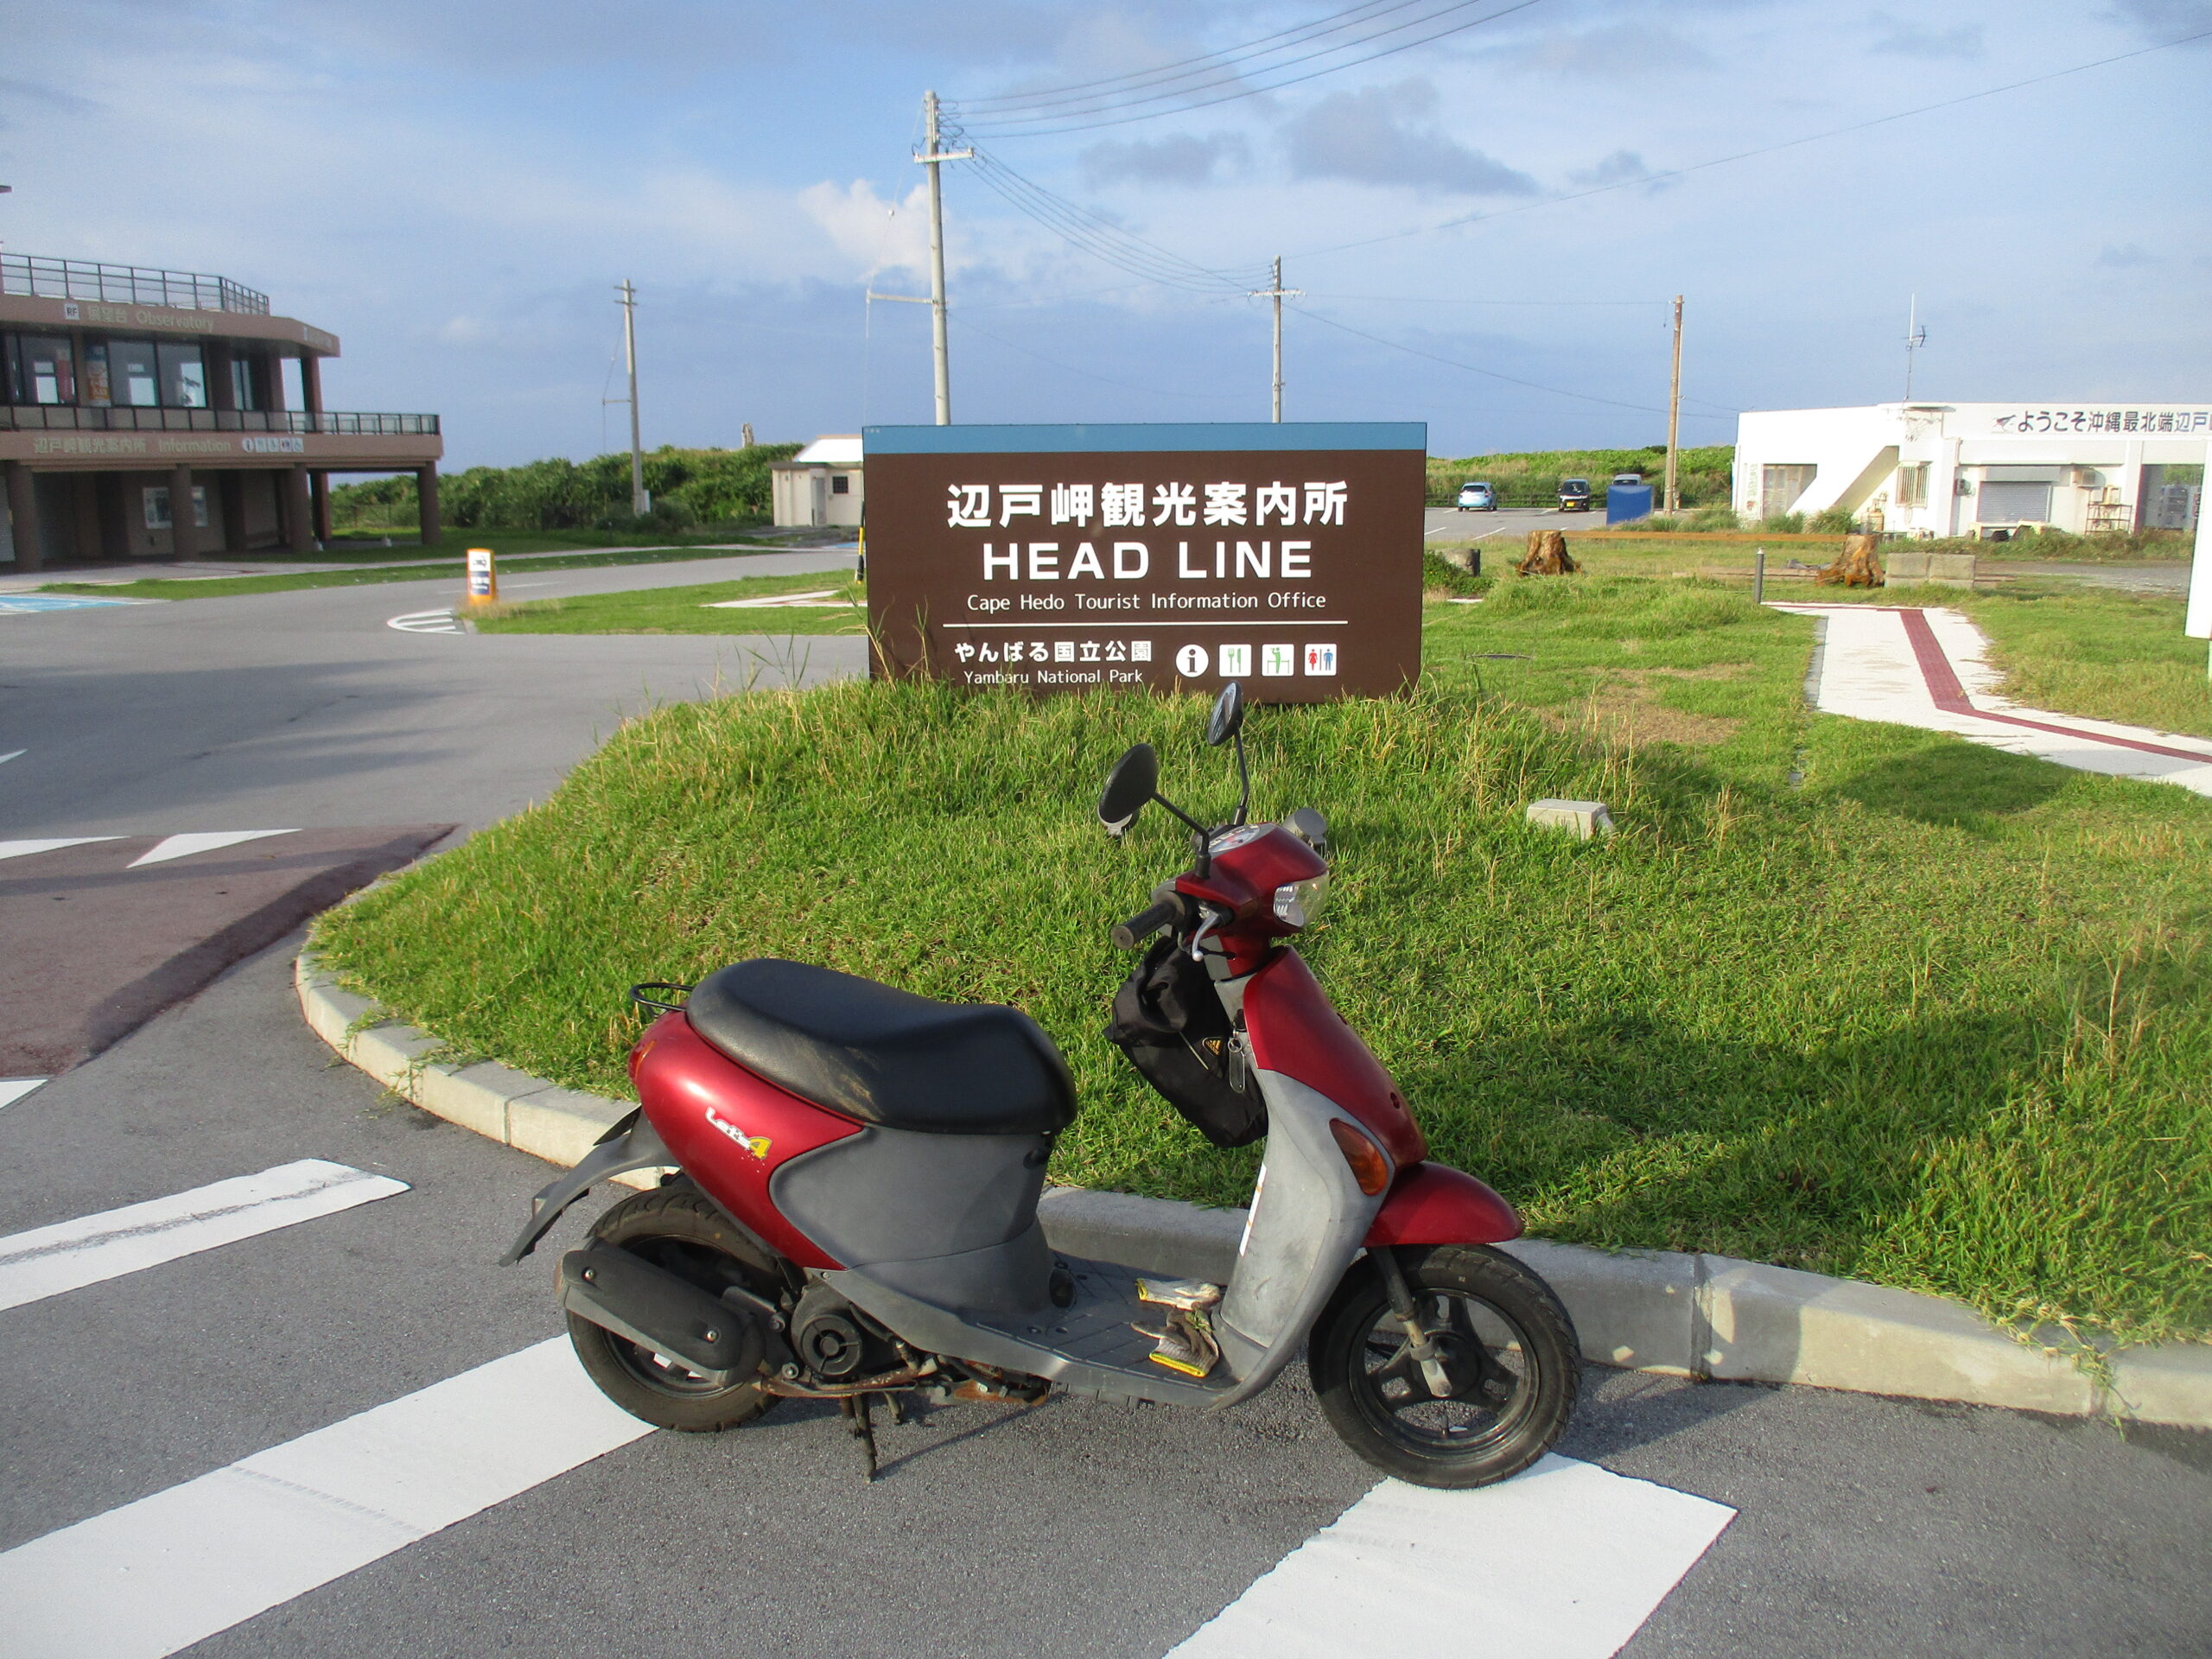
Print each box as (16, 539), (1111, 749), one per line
(862, 423), (1425, 699)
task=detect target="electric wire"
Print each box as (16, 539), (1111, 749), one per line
(951, 0), (1518, 126)
(1293, 26), (2212, 260)
(1287, 302), (1735, 418)
(952, 0), (1428, 113)
(953, 312), (1245, 403)
(947, 0), (1544, 137)
(963, 147), (1273, 294)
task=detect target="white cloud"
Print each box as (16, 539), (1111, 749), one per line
(798, 179), (931, 277)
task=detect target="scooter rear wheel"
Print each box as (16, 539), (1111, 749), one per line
(568, 1184), (784, 1433)
(1308, 1243), (1580, 1489)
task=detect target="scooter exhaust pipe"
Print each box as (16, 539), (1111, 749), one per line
(559, 1243), (766, 1386)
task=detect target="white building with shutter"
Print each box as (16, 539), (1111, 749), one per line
(769, 434), (863, 529)
(1732, 402), (2207, 537)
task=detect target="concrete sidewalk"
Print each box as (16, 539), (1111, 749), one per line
(1775, 602), (2212, 797)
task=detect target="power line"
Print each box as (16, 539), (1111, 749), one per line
(1294, 26), (2212, 261)
(963, 147), (1271, 292)
(948, 0), (1544, 137)
(954, 0), (1427, 113)
(1287, 302), (1736, 418)
(954, 312), (1246, 402)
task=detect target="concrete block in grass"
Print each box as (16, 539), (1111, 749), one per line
(1526, 798), (1614, 838)
(1697, 1255), (2100, 1414)
(1499, 1238), (1699, 1376)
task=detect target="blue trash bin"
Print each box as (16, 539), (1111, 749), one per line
(1605, 483), (1654, 525)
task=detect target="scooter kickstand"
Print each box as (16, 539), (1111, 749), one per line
(842, 1393), (879, 1481)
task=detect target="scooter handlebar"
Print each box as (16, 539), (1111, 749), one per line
(1110, 895), (1185, 950)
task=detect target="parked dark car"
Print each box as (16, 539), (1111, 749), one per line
(1557, 477), (1593, 512)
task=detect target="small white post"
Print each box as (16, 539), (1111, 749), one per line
(2188, 438), (2212, 673)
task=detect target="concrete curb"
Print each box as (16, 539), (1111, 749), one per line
(296, 955), (2209, 1429)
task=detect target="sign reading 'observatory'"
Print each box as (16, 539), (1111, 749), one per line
(862, 423), (1425, 700)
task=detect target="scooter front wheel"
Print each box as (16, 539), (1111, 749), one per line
(1308, 1243), (1580, 1489)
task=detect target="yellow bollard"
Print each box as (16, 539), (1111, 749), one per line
(464, 546), (498, 607)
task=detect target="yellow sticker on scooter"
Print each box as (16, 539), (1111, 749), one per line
(1149, 1351), (1211, 1377)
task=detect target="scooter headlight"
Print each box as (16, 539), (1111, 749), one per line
(1272, 873), (1329, 930)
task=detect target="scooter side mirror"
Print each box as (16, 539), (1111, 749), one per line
(1205, 681), (1246, 748)
(1098, 742), (1159, 836)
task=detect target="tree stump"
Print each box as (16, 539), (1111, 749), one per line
(1815, 533), (1885, 588)
(1517, 529), (1578, 575)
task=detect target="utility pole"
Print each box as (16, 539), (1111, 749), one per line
(1904, 294), (1927, 401)
(1663, 294), (1684, 514)
(916, 92), (971, 425)
(1250, 257), (1301, 423)
(615, 279), (646, 514)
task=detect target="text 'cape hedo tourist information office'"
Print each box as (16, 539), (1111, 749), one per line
(862, 423), (1426, 700)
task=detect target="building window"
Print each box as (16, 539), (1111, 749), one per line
(4, 335), (76, 404)
(143, 486), (210, 531)
(830, 474), (850, 494)
(1759, 463), (1817, 518)
(231, 357), (257, 411)
(1895, 463), (1930, 508)
(157, 342), (207, 408)
(111, 340), (160, 407)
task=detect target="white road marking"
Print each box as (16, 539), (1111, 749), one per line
(0, 836), (122, 863)
(386, 609), (462, 634)
(0, 1078), (46, 1109)
(0, 1338), (653, 1659)
(128, 829), (299, 868)
(1170, 1454), (1734, 1659)
(0, 1159), (408, 1313)
(706, 588), (845, 608)
(0, 748), (24, 765)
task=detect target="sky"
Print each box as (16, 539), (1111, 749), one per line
(3, 0), (2208, 469)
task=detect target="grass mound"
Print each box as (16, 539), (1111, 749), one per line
(315, 582), (2212, 1349)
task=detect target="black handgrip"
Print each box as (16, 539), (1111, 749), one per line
(1110, 897), (1181, 950)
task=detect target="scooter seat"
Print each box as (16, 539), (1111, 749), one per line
(683, 959), (1077, 1136)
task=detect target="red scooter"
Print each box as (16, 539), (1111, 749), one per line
(506, 683), (1580, 1487)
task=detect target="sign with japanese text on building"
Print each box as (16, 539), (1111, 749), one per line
(861, 423), (1425, 698)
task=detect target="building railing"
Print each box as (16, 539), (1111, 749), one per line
(2, 253), (270, 315)
(1, 406), (438, 436)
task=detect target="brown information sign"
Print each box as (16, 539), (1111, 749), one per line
(862, 422), (1426, 699)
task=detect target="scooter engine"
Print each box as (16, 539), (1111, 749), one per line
(791, 1285), (899, 1382)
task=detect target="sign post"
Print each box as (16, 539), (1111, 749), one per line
(861, 422), (1426, 699)
(2190, 439), (2212, 675)
(464, 545), (499, 607)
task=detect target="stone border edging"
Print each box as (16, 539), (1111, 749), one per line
(296, 954), (2209, 1429)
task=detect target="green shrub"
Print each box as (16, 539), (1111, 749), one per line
(1684, 505), (1740, 531)
(1763, 511), (1806, 533)
(1808, 506), (1858, 534)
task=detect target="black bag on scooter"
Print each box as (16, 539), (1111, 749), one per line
(1107, 937), (1267, 1148)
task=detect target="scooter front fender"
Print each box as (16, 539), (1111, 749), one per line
(1364, 1161), (1522, 1249)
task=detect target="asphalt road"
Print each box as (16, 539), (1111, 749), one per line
(2, 554), (2207, 1658)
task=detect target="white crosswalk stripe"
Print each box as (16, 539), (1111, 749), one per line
(128, 829), (299, 867)
(1170, 1454), (1734, 1659)
(0, 836), (121, 863)
(0, 1078), (47, 1109)
(0, 1159), (407, 1313)
(0, 1338), (652, 1659)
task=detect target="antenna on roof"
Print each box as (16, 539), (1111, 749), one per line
(1903, 295), (1928, 401)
